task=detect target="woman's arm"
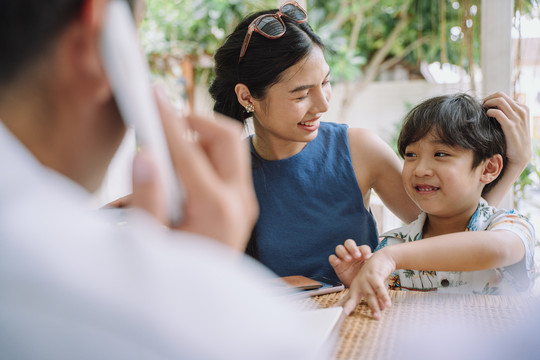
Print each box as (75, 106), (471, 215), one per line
(483, 92), (531, 206)
(348, 128), (420, 223)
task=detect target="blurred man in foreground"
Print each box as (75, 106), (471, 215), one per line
(0, 0), (321, 358)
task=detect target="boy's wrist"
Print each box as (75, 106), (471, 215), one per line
(375, 247), (398, 275)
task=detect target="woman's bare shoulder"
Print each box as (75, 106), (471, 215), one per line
(347, 127), (396, 162)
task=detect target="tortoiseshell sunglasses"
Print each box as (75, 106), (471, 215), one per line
(238, 2), (308, 62)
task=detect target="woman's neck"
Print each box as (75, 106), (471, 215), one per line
(251, 133), (308, 160)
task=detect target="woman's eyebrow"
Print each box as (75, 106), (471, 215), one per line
(289, 70), (331, 93)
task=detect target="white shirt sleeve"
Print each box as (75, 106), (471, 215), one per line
(0, 205), (325, 360)
(486, 209), (536, 273)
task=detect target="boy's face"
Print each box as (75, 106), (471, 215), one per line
(401, 132), (486, 219)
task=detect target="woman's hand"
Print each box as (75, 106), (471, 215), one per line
(484, 91), (531, 171)
(482, 92), (531, 206)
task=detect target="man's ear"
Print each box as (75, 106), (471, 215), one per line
(73, 0), (110, 103)
(480, 154), (504, 185)
(234, 83), (254, 109)
(81, 0), (108, 31)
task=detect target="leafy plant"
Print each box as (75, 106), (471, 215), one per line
(141, 0), (275, 81)
(513, 140), (540, 212)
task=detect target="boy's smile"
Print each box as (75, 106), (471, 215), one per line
(402, 133), (486, 223)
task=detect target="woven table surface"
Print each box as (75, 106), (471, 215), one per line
(298, 290), (537, 359)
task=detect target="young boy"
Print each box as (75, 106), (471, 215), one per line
(330, 93), (536, 319)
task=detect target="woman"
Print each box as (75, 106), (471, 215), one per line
(209, 2), (531, 282)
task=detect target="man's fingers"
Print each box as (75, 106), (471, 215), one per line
(102, 194), (132, 209)
(185, 113), (248, 184)
(154, 88), (220, 200)
(131, 149), (167, 224)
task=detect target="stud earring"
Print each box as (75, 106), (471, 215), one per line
(245, 103), (254, 113)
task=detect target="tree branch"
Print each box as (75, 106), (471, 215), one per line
(379, 37), (426, 72)
(338, 0), (413, 120)
(327, 1), (351, 32)
(348, 0), (378, 51)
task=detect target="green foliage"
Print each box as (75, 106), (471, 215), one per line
(307, 0), (482, 81)
(141, 0), (275, 79)
(513, 139), (540, 210)
(142, 0), (538, 85)
(387, 100), (415, 155)
(142, 0), (270, 56)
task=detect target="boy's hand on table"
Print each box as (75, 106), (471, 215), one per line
(336, 250), (395, 319)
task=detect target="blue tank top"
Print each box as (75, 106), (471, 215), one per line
(250, 122), (379, 282)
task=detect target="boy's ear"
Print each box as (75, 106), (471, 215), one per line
(480, 154), (504, 185)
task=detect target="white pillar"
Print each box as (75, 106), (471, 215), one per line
(481, 0), (514, 97)
(481, 0), (514, 209)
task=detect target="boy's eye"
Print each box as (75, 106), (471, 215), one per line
(404, 152), (416, 158)
(435, 152), (448, 157)
(297, 93), (308, 100)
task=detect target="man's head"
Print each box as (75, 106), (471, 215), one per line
(0, 0), (140, 192)
(0, 0), (140, 89)
(398, 93), (507, 195)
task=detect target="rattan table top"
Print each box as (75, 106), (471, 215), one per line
(299, 290), (537, 359)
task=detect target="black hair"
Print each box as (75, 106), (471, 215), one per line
(397, 93), (507, 196)
(0, 0), (137, 87)
(209, 8), (325, 125)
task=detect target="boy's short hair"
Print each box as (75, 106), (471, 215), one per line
(397, 93), (507, 195)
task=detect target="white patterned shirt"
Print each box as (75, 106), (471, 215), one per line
(377, 198), (536, 295)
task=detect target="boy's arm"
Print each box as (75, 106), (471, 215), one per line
(482, 92), (531, 206)
(338, 229), (528, 318)
(380, 229), (525, 272)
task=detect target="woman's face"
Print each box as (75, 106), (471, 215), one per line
(251, 46), (331, 159)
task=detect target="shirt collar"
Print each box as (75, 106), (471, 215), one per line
(0, 119), (92, 203)
(380, 198), (489, 240)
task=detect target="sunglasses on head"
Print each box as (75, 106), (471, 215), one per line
(238, 1), (308, 63)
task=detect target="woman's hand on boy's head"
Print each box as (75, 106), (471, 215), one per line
(329, 239), (372, 287)
(483, 91), (531, 171)
(336, 250), (395, 320)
